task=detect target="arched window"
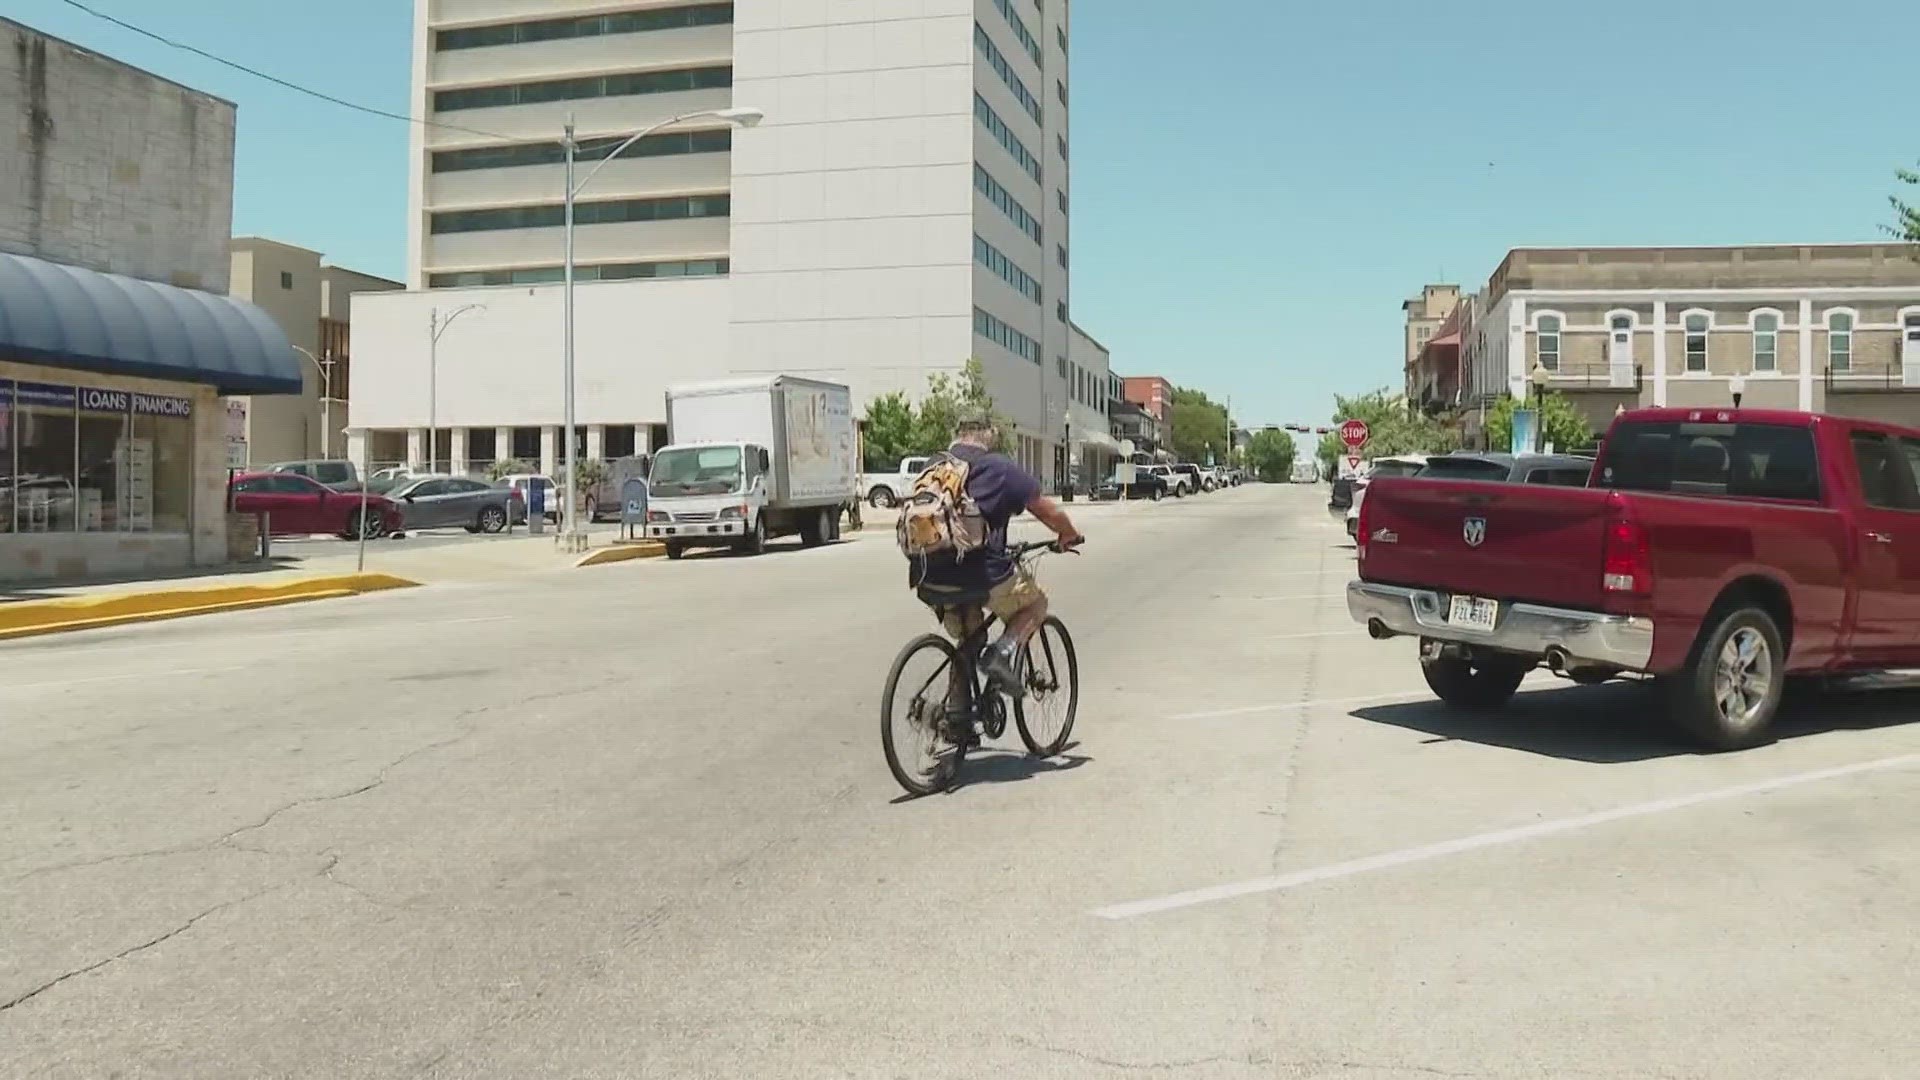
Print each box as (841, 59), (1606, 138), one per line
(1826, 309), (1857, 373)
(1605, 310), (1636, 369)
(1749, 309), (1783, 372)
(1681, 309), (1712, 373)
(1534, 311), (1563, 371)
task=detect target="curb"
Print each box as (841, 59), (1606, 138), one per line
(574, 542), (667, 568)
(0, 573), (421, 641)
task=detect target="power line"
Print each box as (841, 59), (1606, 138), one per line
(56, 0), (511, 142)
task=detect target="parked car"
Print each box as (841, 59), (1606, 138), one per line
(497, 473), (562, 521)
(861, 456), (932, 509)
(1094, 465), (1167, 501)
(229, 472), (404, 539)
(1173, 463), (1213, 493)
(1415, 451), (1595, 487)
(263, 459), (361, 492)
(1146, 463), (1190, 497)
(1339, 454), (1429, 537)
(387, 474), (524, 533)
(1347, 407), (1920, 750)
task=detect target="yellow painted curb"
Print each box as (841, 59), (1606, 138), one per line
(0, 572), (421, 641)
(574, 542), (667, 568)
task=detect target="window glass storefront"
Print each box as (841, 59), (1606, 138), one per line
(0, 380), (195, 535)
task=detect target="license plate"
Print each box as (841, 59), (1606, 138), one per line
(1446, 595), (1498, 632)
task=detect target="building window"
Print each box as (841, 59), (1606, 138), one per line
(428, 259), (728, 288)
(989, 0), (1042, 65)
(1056, 355), (1067, 378)
(1057, 134), (1068, 160)
(973, 306), (1041, 364)
(1683, 310), (1711, 373)
(974, 23), (1042, 123)
(1750, 310), (1781, 373)
(1056, 190), (1067, 214)
(1056, 244), (1068, 270)
(1827, 310), (1855, 372)
(279, 271), (293, 290)
(436, 3), (733, 50)
(430, 194), (729, 234)
(604, 425), (637, 460)
(973, 164), (1042, 245)
(3, 384), (193, 536)
(1901, 308), (1920, 369)
(434, 65), (732, 112)
(973, 95), (1042, 183)
(432, 129), (730, 173)
(973, 234), (1043, 303)
(1056, 79), (1067, 106)
(1535, 313), (1562, 371)
(1057, 25), (1067, 55)
(1057, 300), (1068, 324)
(468, 426), (497, 463)
(510, 427), (542, 461)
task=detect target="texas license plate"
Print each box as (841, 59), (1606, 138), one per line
(1446, 595), (1498, 632)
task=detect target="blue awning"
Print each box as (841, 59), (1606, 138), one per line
(0, 251), (302, 396)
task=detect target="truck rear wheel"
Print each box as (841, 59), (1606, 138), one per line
(1420, 645), (1531, 710)
(801, 508), (831, 547)
(1663, 606), (1784, 751)
(665, 542), (686, 560)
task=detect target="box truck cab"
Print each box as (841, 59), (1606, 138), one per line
(645, 376), (859, 558)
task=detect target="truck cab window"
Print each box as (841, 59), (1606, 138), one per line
(1851, 433), (1906, 509)
(1601, 421), (1818, 501)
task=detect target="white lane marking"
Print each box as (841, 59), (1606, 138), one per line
(5, 664), (250, 692)
(1167, 689), (1427, 721)
(1092, 752), (1920, 920)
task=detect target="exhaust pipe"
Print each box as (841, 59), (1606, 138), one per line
(1544, 647), (1571, 675)
(1367, 619), (1396, 640)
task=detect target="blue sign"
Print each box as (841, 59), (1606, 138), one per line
(5, 380), (191, 416)
(526, 479), (546, 515)
(1509, 408), (1538, 455)
(621, 477), (650, 525)
(16, 381), (76, 409)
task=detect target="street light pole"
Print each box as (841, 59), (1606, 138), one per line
(558, 106), (765, 552)
(428, 303), (485, 473)
(291, 345), (331, 459)
(1528, 362), (1551, 453)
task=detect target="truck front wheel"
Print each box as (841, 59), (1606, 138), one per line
(1663, 606), (1784, 751)
(1420, 644), (1531, 711)
(734, 515), (767, 557)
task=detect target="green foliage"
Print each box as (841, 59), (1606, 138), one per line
(1246, 429), (1297, 482)
(1892, 164), (1920, 245)
(1481, 392), (1594, 453)
(1314, 389), (1460, 472)
(574, 457), (610, 490)
(486, 458), (534, 481)
(860, 358), (1012, 463)
(1168, 387), (1231, 464)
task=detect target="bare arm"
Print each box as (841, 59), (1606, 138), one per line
(1025, 494), (1083, 548)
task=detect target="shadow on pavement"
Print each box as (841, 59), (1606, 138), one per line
(0, 556), (303, 602)
(1350, 681), (1920, 764)
(953, 746), (1091, 789)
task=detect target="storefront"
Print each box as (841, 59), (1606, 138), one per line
(0, 252), (298, 582)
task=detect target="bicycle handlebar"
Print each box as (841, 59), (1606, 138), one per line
(1011, 537), (1084, 558)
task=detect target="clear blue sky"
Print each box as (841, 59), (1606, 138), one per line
(12, 0), (1912, 428)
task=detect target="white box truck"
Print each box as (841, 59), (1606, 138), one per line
(646, 376), (859, 558)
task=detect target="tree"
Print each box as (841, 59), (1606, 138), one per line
(1314, 389), (1460, 473)
(861, 391), (917, 468)
(1481, 392), (1593, 453)
(1892, 163), (1920, 244)
(486, 458), (534, 481)
(1168, 387), (1231, 463)
(1246, 429), (1296, 482)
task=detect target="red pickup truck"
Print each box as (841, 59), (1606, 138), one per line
(1348, 407), (1920, 750)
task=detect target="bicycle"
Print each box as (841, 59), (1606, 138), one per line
(881, 540), (1081, 797)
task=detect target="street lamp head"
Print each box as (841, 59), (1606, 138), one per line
(1529, 362), (1551, 390)
(713, 106), (765, 128)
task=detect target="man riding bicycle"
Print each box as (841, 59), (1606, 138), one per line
(907, 411), (1084, 709)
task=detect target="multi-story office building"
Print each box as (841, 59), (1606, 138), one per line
(1461, 244), (1920, 441)
(352, 0), (1109, 484)
(1402, 283), (1459, 399)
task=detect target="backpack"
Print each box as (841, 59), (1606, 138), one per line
(896, 452), (987, 562)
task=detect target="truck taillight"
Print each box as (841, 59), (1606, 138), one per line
(1601, 495), (1651, 596)
(1355, 496), (1372, 558)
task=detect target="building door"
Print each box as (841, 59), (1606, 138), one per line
(1608, 315), (1635, 388)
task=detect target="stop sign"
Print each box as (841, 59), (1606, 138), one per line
(1337, 419), (1370, 451)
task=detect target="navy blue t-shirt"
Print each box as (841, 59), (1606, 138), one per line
(911, 443), (1041, 594)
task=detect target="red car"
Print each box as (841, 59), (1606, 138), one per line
(1350, 407), (1920, 750)
(229, 472), (405, 539)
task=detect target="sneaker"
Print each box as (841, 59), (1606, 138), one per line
(980, 640), (1024, 698)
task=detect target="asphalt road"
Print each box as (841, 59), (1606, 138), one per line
(4, 485), (1919, 1079)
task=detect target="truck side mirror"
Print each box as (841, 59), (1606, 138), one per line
(759, 449), (771, 472)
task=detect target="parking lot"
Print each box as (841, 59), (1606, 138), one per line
(3, 482), (1917, 1079)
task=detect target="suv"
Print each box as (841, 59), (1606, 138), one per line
(264, 459), (361, 492)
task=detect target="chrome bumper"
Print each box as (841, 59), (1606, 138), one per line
(1346, 581), (1655, 671)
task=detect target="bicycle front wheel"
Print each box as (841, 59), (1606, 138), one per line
(1015, 616), (1078, 757)
(881, 634), (967, 796)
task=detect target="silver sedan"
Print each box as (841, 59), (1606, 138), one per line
(387, 475), (524, 533)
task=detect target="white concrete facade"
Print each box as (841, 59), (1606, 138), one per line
(357, 0), (1097, 479)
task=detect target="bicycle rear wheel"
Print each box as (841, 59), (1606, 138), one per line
(1015, 616), (1078, 757)
(881, 634), (968, 796)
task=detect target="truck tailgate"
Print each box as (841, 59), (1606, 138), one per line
(1359, 478), (1614, 610)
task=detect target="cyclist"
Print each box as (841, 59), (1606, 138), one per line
(911, 410), (1084, 717)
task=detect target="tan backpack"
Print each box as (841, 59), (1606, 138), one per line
(896, 452), (987, 561)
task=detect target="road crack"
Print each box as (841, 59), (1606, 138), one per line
(1009, 1034), (1271, 1073)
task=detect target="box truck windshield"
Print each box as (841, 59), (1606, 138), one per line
(652, 446), (742, 496)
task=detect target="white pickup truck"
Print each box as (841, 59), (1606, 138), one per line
(861, 456), (930, 508)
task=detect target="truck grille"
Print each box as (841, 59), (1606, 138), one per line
(675, 511), (718, 523)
